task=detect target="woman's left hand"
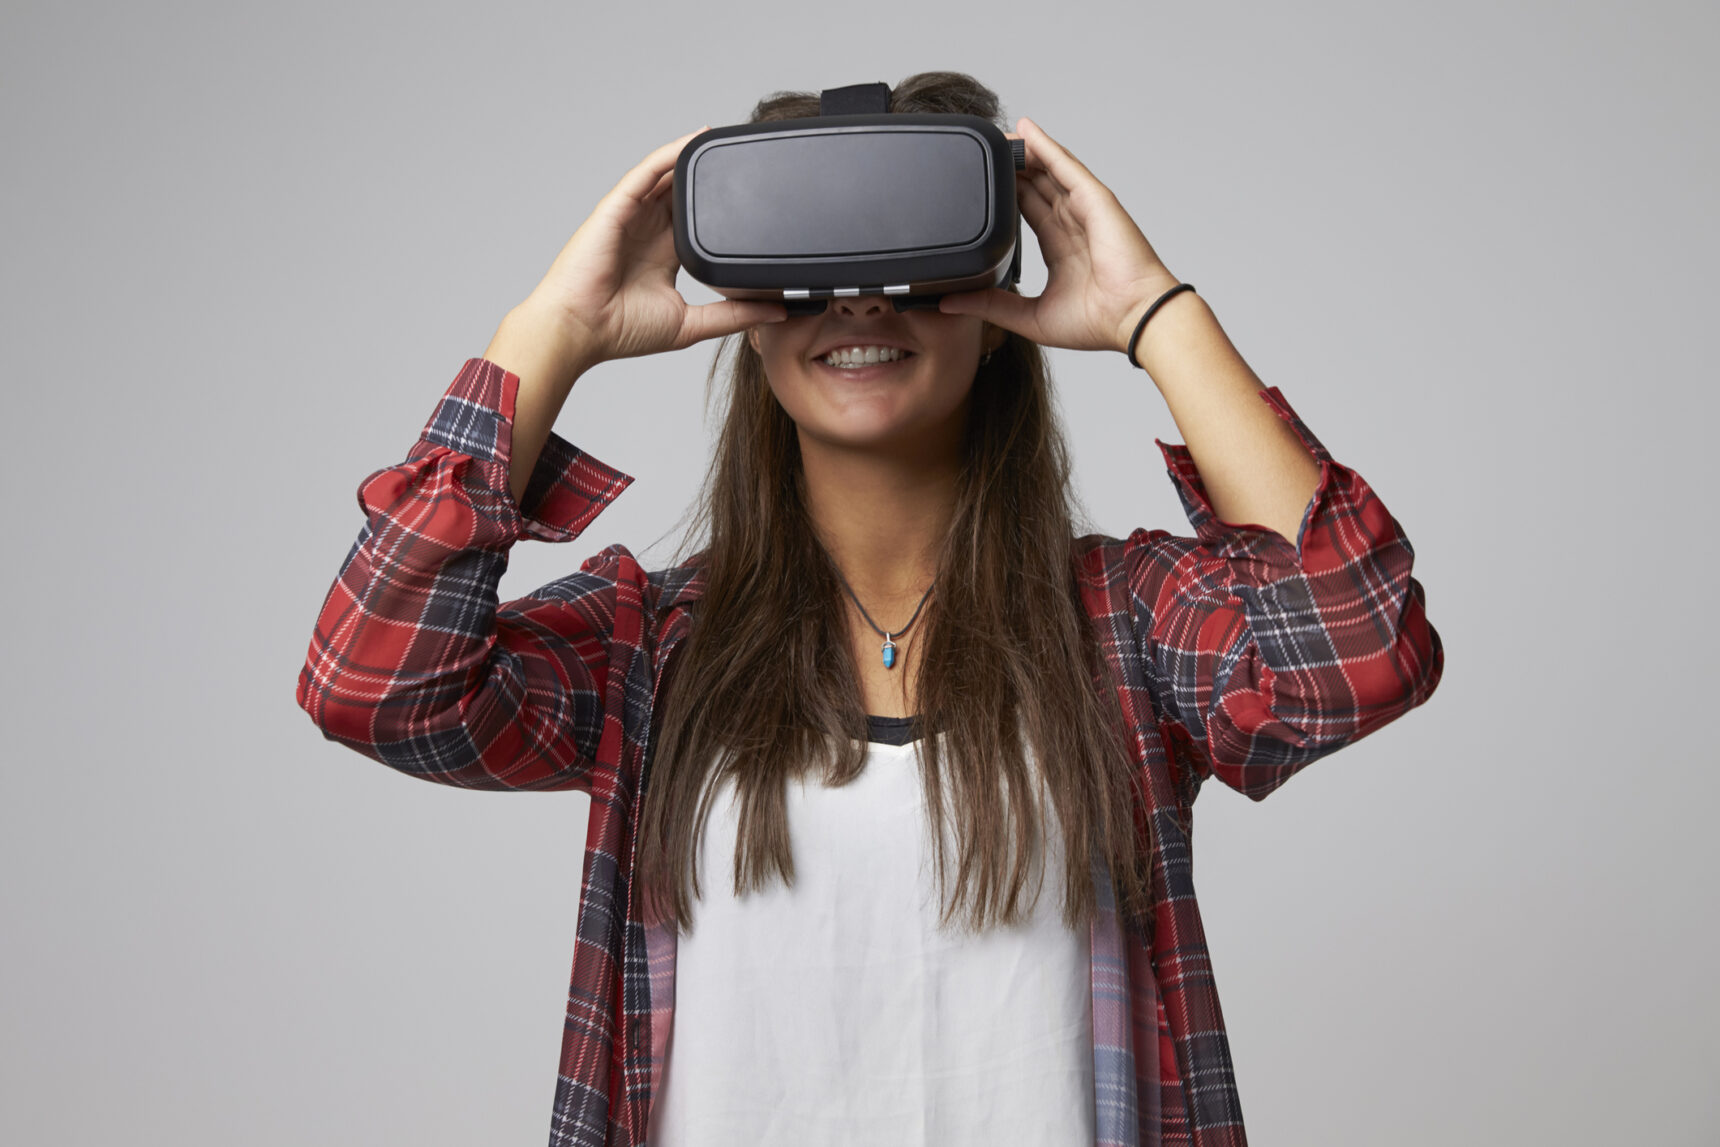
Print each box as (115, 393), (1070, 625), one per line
(938, 117), (1182, 355)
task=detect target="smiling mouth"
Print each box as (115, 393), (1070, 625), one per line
(818, 346), (916, 369)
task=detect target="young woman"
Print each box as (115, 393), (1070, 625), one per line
(298, 72), (1442, 1147)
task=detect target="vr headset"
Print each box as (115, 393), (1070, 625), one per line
(672, 81), (1027, 316)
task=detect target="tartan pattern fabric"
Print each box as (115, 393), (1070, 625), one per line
(297, 358), (1443, 1146)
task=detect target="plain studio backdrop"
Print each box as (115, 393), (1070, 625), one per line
(2, 2), (1713, 1144)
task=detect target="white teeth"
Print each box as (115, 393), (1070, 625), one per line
(821, 345), (908, 368)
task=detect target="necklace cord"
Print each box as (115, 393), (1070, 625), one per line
(832, 566), (934, 640)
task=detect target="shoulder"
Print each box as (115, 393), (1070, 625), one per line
(647, 549), (710, 617)
(1070, 528), (1181, 587)
(514, 544), (708, 612)
(500, 543), (658, 614)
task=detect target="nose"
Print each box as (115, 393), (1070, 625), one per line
(831, 294), (889, 317)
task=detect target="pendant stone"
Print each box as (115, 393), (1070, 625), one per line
(881, 637), (897, 669)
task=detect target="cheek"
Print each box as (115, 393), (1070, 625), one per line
(753, 331), (811, 383)
(757, 350), (815, 419)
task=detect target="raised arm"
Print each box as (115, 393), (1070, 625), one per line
(1126, 288), (1322, 544)
(297, 127), (785, 790)
(949, 116), (1443, 799)
(295, 357), (637, 792)
(1124, 384), (1441, 800)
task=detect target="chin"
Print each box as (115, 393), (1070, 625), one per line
(803, 416), (909, 450)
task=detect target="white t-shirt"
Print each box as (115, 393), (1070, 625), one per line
(644, 718), (1095, 1147)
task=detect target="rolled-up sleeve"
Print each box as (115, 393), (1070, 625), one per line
(295, 358), (641, 794)
(1125, 385), (1444, 801)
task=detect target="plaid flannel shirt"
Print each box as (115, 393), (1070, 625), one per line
(298, 358), (1443, 1146)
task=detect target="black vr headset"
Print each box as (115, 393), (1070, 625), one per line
(672, 81), (1027, 316)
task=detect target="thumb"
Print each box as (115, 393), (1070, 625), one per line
(939, 287), (1037, 340)
(679, 298), (788, 348)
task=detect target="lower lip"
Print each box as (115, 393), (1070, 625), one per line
(813, 354), (915, 379)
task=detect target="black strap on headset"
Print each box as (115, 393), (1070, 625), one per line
(819, 82), (890, 116)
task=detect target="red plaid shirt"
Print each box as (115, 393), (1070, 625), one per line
(298, 358), (1443, 1146)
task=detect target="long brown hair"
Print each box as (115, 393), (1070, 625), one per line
(637, 71), (1155, 938)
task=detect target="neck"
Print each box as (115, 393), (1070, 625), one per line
(798, 430), (960, 609)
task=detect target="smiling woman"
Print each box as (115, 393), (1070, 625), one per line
(296, 69), (1443, 1147)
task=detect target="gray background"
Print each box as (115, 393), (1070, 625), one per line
(3, 1), (1714, 1144)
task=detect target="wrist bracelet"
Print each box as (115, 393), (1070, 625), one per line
(1125, 282), (1197, 369)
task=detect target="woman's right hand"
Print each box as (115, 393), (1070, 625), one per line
(513, 127), (788, 373)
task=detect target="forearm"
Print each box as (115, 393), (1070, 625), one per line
(482, 301), (600, 505)
(1128, 289), (1322, 546)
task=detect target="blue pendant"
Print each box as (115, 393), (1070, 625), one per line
(882, 638), (897, 669)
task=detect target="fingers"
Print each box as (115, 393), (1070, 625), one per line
(641, 213), (681, 270)
(1016, 178), (1057, 240)
(643, 166), (676, 204)
(1014, 143), (1075, 226)
(1016, 177), (1079, 264)
(1027, 168), (1063, 210)
(612, 126), (707, 206)
(1015, 116), (1094, 197)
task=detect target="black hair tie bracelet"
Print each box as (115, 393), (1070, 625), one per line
(1125, 282), (1197, 369)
